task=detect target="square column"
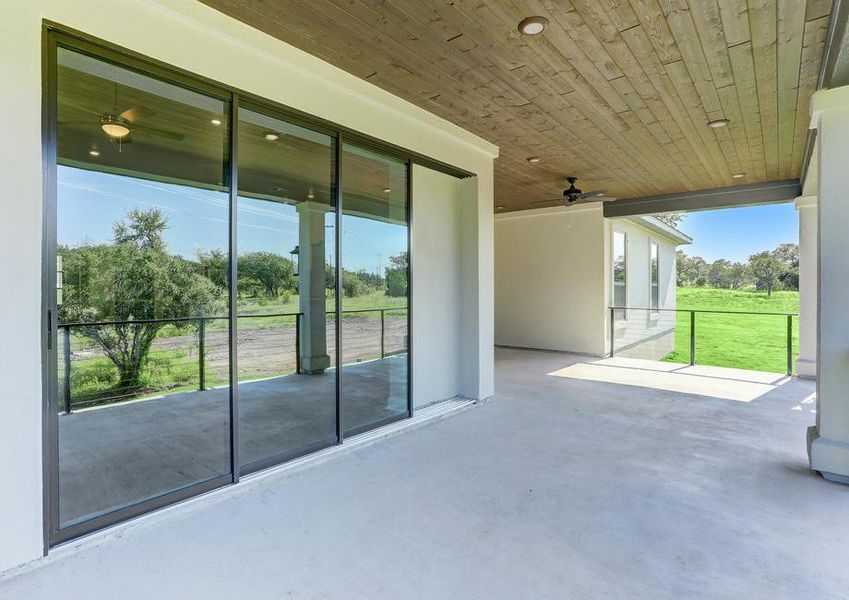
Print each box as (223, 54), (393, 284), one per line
(807, 86), (849, 484)
(296, 201), (332, 374)
(794, 196), (817, 379)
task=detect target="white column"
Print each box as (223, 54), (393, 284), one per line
(296, 201), (331, 374)
(794, 196), (817, 379)
(807, 86), (849, 484)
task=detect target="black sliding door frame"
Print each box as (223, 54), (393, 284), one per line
(42, 25), (428, 549)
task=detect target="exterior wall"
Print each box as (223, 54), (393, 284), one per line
(494, 205), (607, 356)
(411, 166), (462, 406)
(0, 0), (497, 572)
(606, 218), (680, 361)
(795, 196), (817, 378)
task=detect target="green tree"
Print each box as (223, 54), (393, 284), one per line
(708, 259), (732, 288)
(747, 250), (783, 296)
(773, 242), (799, 290)
(197, 248), (228, 290)
(238, 252), (294, 298)
(385, 251), (408, 298)
(61, 209), (219, 393)
(654, 212), (686, 229)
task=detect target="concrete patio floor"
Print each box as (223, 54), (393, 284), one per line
(3, 347), (847, 599)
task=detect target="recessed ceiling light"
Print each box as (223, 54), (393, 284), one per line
(731, 172), (746, 179)
(526, 156), (542, 164)
(88, 149), (100, 157)
(264, 132), (280, 141)
(707, 118), (730, 129)
(496, 205), (505, 210)
(518, 16), (548, 35)
(210, 119), (222, 126)
(383, 188), (392, 193)
(307, 188), (315, 199)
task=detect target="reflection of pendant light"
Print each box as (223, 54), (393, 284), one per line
(101, 114), (131, 138)
(307, 188), (315, 200)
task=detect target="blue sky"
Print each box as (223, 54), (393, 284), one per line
(670, 203), (798, 263)
(58, 166), (406, 273)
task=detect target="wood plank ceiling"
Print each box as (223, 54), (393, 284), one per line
(200, 0), (832, 212)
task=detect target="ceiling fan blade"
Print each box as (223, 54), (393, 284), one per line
(58, 120), (95, 126)
(132, 123), (185, 141)
(58, 98), (101, 117)
(120, 105), (156, 122)
(581, 189), (609, 198)
(573, 196), (616, 204)
(529, 198), (563, 204)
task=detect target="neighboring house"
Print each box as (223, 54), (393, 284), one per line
(494, 205), (691, 359)
(608, 215), (692, 360)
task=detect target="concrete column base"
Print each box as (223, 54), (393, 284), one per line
(808, 426), (849, 484)
(301, 354), (330, 375)
(796, 357), (816, 379)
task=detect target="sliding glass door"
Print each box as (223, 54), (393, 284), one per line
(46, 33), (412, 544)
(236, 107), (337, 472)
(340, 144), (410, 436)
(54, 47), (232, 529)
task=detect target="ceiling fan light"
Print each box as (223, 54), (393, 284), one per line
(101, 121), (131, 138)
(518, 16), (548, 35)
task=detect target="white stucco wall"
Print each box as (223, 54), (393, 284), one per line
(494, 205), (607, 356)
(0, 0), (497, 572)
(606, 218), (680, 359)
(412, 166), (463, 406)
(494, 207), (683, 360)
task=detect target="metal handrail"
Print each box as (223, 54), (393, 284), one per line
(608, 306), (796, 376)
(608, 306), (797, 317)
(58, 306), (409, 414)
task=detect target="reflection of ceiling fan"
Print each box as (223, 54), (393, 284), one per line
(58, 83), (185, 145)
(530, 177), (616, 206)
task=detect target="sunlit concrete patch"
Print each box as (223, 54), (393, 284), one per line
(548, 357), (787, 403)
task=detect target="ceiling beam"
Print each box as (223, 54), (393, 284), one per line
(603, 179), (801, 217)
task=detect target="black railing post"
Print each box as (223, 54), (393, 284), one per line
(787, 314), (793, 376)
(295, 313), (302, 374)
(380, 309), (386, 359)
(198, 318), (206, 391)
(609, 307), (615, 358)
(689, 310), (696, 366)
(63, 326), (72, 414)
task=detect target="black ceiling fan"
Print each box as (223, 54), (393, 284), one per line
(530, 177), (616, 206)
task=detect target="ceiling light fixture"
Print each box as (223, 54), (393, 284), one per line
(307, 188), (315, 200)
(88, 149), (100, 157)
(383, 187), (391, 193)
(100, 115), (131, 138)
(518, 16), (548, 35)
(526, 156), (542, 164)
(211, 119), (222, 126)
(264, 132), (280, 141)
(731, 172), (746, 179)
(707, 118), (730, 129)
(496, 205), (505, 211)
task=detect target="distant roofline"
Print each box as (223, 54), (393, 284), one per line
(627, 215), (693, 245)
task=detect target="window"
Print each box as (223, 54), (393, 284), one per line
(340, 144), (410, 436)
(45, 33), (420, 544)
(650, 241), (659, 313)
(613, 231), (626, 320)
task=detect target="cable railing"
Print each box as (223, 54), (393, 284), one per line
(608, 306), (798, 376)
(58, 307), (408, 413)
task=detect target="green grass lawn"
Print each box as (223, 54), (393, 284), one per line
(662, 287), (799, 373)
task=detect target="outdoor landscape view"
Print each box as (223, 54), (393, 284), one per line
(655, 205), (800, 373)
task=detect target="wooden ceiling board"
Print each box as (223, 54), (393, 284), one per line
(199, 0), (831, 212)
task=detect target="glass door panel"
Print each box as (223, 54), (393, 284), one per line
(340, 144), (409, 436)
(236, 107), (337, 471)
(55, 47), (231, 527)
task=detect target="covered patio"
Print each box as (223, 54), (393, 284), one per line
(4, 348), (844, 599)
